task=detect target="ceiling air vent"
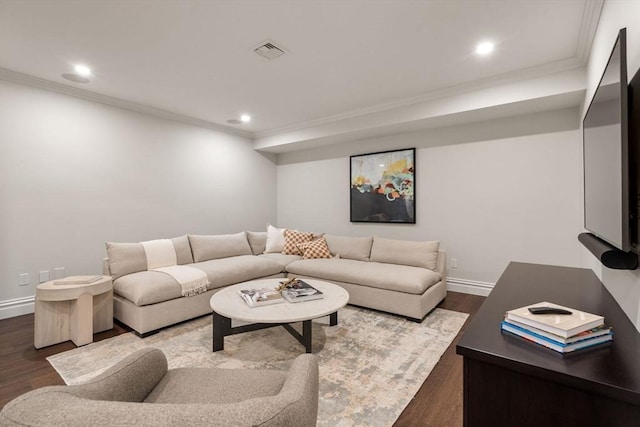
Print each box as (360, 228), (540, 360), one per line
(254, 41), (286, 60)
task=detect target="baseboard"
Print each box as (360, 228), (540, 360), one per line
(0, 296), (35, 320)
(447, 277), (494, 297)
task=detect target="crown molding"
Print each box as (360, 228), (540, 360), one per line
(0, 68), (253, 139)
(255, 1), (602, 141)
(576, 0), (604, 64)
(255, 56), (585, 140)
(2, 0), (603, 145)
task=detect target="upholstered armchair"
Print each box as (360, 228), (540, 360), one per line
(0, 347), (319, 426)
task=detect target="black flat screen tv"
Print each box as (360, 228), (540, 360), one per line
(582, 28), (636, 253)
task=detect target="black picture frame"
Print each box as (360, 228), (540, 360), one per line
(350, 148), (415, 223)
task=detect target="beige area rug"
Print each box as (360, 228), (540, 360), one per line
(47, 306), (468, 427)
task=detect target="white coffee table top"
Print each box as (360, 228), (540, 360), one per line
(210, 278), (349, 323)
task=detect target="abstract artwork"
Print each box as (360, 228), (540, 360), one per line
(350, 148), (415, 223)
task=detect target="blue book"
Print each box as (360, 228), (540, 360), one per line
(501, 321), (613, 353)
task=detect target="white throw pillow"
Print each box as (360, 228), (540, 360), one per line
(264, 224), (286, 253)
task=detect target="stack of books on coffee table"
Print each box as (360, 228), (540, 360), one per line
(501, 302), (613, 354)
(281, 280), (324, 303)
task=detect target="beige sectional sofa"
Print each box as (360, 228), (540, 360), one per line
(103, 231), (446, 335)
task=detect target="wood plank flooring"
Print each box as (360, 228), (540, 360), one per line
(393, 292), (485, 427)
(0, 291), (485, 426)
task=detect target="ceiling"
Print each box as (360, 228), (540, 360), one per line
(0, 0), (601, 150)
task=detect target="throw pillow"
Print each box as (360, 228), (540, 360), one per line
(282, 229), (314, 255)
(297, 237), (332, 259)
(264, 224), (286, 253)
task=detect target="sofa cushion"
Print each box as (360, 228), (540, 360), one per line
(264, 224), (286, 253)
(369, 237), (439, 270)
(246, 231), (267, 255)
(286, 258), (441, 294)
(171, 235), (194, 265)
(106, 242), (147, 280)
(106, 236), (194, 280)
(324, 235), (373, 261)
(192, 255), (284, 290)
(189, 232), (252, 262)
(282, 230), (314, 255)
(258, 253), (302, 270)
(145, 367), (287, 404)
(113, 271), (183, 306)
(297, 238), (332, 259)
(114, 255), (284, 306)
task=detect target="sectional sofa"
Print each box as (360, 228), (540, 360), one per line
(103, 230), (446, 335)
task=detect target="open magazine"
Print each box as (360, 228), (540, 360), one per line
(238, 288), (284, 307)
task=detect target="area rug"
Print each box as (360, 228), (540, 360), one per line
(47, 306), (468, 426)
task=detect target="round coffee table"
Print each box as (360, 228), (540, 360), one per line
(210, 278), (349, 353)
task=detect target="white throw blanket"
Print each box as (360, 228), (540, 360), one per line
(153, 265), (210, 297)
(141, 239), (209, 297)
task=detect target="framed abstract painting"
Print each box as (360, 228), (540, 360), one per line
(350, 148), (415, 223)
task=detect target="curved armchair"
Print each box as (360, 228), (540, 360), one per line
(0, 347), (319, 426)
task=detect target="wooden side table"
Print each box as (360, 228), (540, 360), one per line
(34, 276), (113, 349)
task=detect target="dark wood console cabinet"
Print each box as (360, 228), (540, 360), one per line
(456, 262), (640, 427)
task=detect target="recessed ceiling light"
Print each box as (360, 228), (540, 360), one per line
(475, 41), (494, 55)
(227, 114), (252, 125)
(74, 64), (92, 76)
(61, 73), (90, 84)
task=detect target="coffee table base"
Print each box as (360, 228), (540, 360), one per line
(212, 311), (338, 353)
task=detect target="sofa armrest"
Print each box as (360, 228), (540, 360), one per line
(102, 257), (112, 276)
(65, 347), (167, 402)
(270, 353), (319, 426)
(436, 249), (447, 283)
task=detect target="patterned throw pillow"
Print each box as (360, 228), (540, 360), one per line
(297, 237), (332, 259)
(282, 230), (314, 255)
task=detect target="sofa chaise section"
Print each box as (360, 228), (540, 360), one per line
(285, 235), (446, 321)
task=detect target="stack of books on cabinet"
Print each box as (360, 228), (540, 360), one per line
(501, 302), (613, 354)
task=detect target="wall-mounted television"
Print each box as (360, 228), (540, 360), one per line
(582, 28), (637, 260)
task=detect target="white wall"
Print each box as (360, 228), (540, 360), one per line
(277, 108), (582, 292)
(0, 81), (277, 316)
(580, 0), (640, 330)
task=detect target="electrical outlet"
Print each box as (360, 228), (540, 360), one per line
(54, 267), (65, 279)
(451, 258), (458, 269)
(39, 270), (50, 283)
(19, 273), (29, 286)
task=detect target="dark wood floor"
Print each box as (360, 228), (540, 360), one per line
(0, 291), (485, 426)
(393, 292), (485, 427)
